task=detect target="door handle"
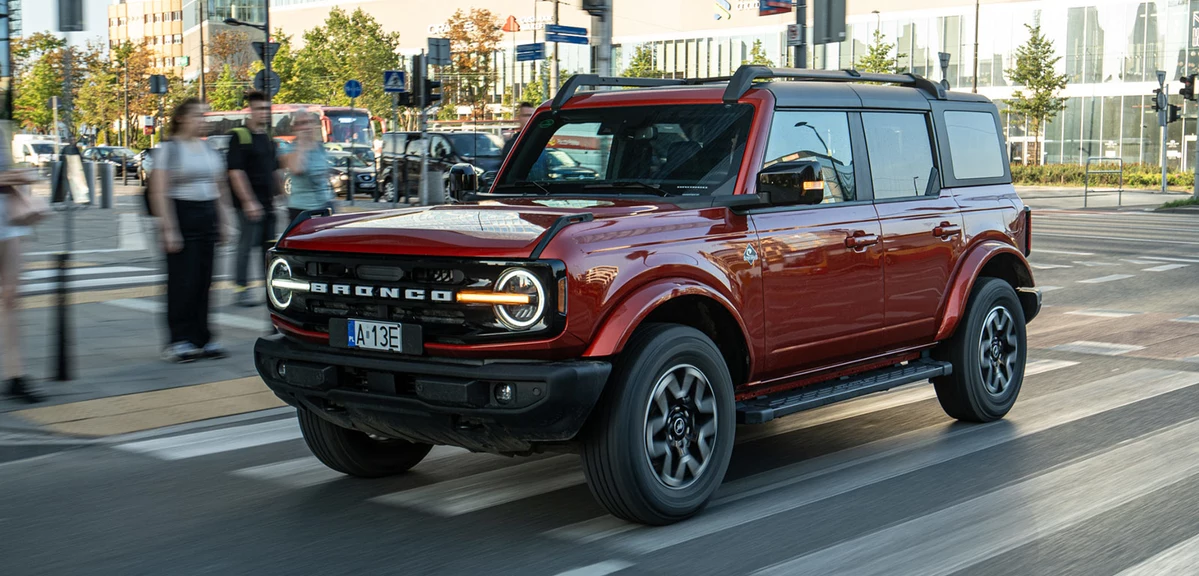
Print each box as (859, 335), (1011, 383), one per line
(845, 231), (879, 250)
(933, 222), (961, 238)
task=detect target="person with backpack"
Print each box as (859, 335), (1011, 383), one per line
(226, 91), (282, 308)
(281, 112), (334, 223)
(149, 98), (231, 363)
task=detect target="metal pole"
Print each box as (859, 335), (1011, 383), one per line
(199, 0), (206, 101)
(391, 91), (400, 207)
(418, 52), (432, 205)
(264, 0), (272, 136)
(348, 96), (355, 205)
(592, 1), (612, 75)
(1161, 123), (1168, 195)
(1194, 118), (1199, 199)
(550, 0), (559, 95)
(794, 0), (807, 68)
(972, 0), (979, 93)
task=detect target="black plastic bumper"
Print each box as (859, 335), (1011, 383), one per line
(254, 335), (611, 453)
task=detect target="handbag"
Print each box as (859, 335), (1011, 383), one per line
(4, 184), (50, 227)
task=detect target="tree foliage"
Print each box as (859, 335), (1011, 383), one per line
(285, 8), (402, 115)
(209, 65), (246, 111)
(1005, 23), (1068, 166)
(856, 28), (907, 75)
(623, 45), (664, 78)
(12, 33), (69, 132)
(743, 40), (774, 67)
(443, 8), (503, 118)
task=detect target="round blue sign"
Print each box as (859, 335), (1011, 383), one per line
(344, 79), (363, 99)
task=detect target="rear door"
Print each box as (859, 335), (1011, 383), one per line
(750, 109), (885, 378)
(863, 111), (965, 349)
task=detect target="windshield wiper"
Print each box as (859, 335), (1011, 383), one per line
(495, 180), (551, 196)
(583, 181), (671, 197)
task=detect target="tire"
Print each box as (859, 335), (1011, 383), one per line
(580, 324), (736, 525)
(932, 277), (1027, 423)
(380, 180), (396, 203)
(297, 408), (433, 478)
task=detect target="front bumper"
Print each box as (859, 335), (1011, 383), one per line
(254, 334), (611, 453)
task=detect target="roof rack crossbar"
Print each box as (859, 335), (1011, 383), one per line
(550, 74), (688, 111)
(721, 66), (948, 102)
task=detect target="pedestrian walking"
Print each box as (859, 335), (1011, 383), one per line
(227, 91), (283, 308)
(282, 112), (334, 223)
(149, 98), (231, 363)
(0, 167), (44, 402)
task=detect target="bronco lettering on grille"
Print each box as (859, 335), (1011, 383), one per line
(309, 282), (454, 302)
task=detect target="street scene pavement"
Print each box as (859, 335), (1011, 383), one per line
(1, 186), (1198, 575)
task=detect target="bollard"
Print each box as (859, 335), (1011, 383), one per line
(82, 162), (95, 205)
(52, 251), (72, 381)
(98, 162), (114, 209)
(51, 160), (62, 192)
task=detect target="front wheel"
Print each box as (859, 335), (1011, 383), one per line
(932, 278), (1027, 423)
(297, 408), (433, 478)
(580, 324), (735, 525)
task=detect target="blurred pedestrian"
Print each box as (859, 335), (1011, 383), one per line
(500, 102), (535, 160)
(227, 91), (283, 308)
(149, 98), (231, 363)
(282, 112), (334, 223)
(0, 167), (43, 402)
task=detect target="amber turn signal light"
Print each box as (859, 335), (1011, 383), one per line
(803, 181), (824, 191)
(456, 292), (532, 305)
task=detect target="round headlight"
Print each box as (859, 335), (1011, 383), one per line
(494, 268), (545, 330)
(267, 258), (294, 309)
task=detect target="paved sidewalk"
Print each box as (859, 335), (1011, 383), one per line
(1016, 185), (1193, 210)
(0, 183), (1192, 438)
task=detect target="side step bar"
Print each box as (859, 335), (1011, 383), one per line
(736, 359), (952, 424)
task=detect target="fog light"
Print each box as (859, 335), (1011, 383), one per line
(276, 361), (287, 378)
(495, 383), (515, 404)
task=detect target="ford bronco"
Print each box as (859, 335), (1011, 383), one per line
(254, 66), (1040, 525)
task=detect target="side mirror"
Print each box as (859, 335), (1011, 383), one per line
(757, 160), (825, 206)
(447, 163), (480, 201)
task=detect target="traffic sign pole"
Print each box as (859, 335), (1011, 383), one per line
(383, 70), (407, 207)
(343, 80), (364, 205)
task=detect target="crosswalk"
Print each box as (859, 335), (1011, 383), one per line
(97, 358), (1199, 575)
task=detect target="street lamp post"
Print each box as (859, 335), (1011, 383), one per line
(225, 0), (271, 134)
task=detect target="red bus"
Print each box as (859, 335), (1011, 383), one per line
(202, 104), (373, 144)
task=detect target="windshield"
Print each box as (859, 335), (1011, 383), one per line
(327, 152), (368, 168)
(325, 110), (372, 144)
(497, 104), (754, 196)
(108, 147), (136, 158)
(30, 144), (55, 154)
(445, 133), (504, 158)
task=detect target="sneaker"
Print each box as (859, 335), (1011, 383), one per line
(6, 376), (44, 404)
(234, 288), (260, 308)
(201, 342), (228, 360)
(162, 342), (201, 363)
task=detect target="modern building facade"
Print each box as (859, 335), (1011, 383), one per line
(264, 0), (1199, 168)
(108, 0), (260, 79)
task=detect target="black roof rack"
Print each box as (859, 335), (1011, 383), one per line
(550, 75), (689, 111)
(721, 66), (947, 102)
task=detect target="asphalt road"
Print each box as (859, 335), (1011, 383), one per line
(3, 207), (1199, 576)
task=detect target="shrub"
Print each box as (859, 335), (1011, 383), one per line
(1010, 163), (1192, 189)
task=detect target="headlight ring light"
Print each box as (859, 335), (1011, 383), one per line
(494, 268), (546, 330)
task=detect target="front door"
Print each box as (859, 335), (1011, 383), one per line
(753, 110), (885, 379)
(861, 111), (966, 349)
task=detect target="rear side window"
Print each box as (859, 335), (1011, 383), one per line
(862, 112), (937, 200)
(944, 111), (1004, 179)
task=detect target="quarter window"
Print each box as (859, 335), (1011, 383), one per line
(763, 111), (856, 203)
(944, 111), (1005, 180)
(862, 112), (937, 200)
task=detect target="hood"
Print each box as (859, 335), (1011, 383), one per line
(277, 198), (671, 258)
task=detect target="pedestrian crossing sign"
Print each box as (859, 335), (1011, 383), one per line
(384, 70), (406, 93)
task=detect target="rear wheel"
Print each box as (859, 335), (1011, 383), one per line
(932, 278), (1027, 423)
(297, 408), (433, 478)
(580, 324), (735, 525)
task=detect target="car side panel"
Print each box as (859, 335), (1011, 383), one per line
(935, 240), (1034, 341)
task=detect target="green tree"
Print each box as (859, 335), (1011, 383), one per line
(1005, 23), (1068, 166)
(743, 39), (774, 67)
(443, 8), (503, 118)
(287, 9), (402, 115)
(623, 45), (664, 78)
(12, 33), (68, 132)
(208, 65), (246, 111)
(856, 28), (907, 75)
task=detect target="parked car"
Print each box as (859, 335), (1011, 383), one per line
(326, 150), (376, 198)
(255, 65), (1039, 526)
(13, 140), (59, 172)
(376, 131), (505, 203)
(81, 146), (139, 176)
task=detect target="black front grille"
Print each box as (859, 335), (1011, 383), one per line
(273, 251), (565, 345)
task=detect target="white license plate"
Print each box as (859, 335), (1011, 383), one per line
(346, 319), (404, 353)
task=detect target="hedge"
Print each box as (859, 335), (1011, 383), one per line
(1010, 163), (1195, 189)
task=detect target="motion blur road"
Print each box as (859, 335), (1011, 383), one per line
(3, 207), (1199, 576)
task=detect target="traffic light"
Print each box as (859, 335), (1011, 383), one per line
(1151, 88), (1165, 111)
(397, 93), (413, 107)
(582, 0), (607, 17)
(423, 78), (443, 107)
(1168, 103), (1182, 124)
(1181, 75), (1197, 102)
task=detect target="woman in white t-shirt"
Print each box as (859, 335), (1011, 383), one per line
(0, 167), (40, 402)
(149, 98), (232, 363)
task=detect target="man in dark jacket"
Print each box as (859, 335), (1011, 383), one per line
(227, 91), (283, 307)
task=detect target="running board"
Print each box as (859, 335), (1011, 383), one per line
(736, 359), (953, 424)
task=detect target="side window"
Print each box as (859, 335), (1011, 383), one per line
(944, 111), (1005, 180)
(762, 111), (856, 203)
(431, 137), (451, 159)
(862, 112), (937, 200)
(406, 140), (423, 156)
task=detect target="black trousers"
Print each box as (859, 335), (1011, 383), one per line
(166, 199), (218, 348)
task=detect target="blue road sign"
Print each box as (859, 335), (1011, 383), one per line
(546, 32), (589, 45)
(545, 24), (587, 36)
(516, 42), (545, 62)
(344, 79), (363, 99)
(383, 70), (406, 93)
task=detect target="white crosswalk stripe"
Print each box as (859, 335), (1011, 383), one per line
(372, 455), (584, 516)
(115, 419), (301, 460)
(1115, 533), (1199, 576)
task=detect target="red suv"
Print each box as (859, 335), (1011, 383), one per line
(255, 66), (1040, 525)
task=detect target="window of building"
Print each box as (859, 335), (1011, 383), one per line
(762, 110), (856, 203)
(944, 111), (1005, 180)
(153, 13), (159, 22)
(862, 112), (937, 199)
(174, 34), (182, 44)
